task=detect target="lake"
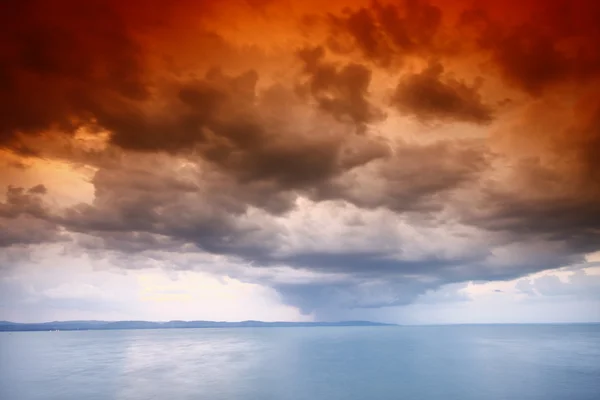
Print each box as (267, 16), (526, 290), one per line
(1, 324), (599, 400)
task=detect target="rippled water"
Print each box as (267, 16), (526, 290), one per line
(1, 324), (599, 400)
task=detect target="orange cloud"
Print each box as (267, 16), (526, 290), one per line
(2, 0), (600, 313)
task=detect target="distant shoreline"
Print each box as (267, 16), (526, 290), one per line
(0, 320), (396, 332)
(1, 321), (597, 332)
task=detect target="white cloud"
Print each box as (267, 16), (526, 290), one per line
(0, 244), (311, 323)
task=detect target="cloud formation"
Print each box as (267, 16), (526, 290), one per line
(391, 62), (492, 124)
(0, 185), (65, 248)
(297, 46), (384, 130)
(1, 0), (600, 320)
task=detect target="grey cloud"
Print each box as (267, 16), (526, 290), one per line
(0, 185), (66, 249)
(318, 139), (490, 213)
(515, 279), (535, 295)
(0, 215), (64, 248)
(2, 137), (593, 316)
(27, 184), (48, 195)
(9, 136), (566, 315)
(1, 185), (49, 219)
(517, 270), (600, 299)
(103, 68), (389, 193)
(462, 157), (600, 258)
(391, 62), (493, 124)
(297, 46), (385, 131)
(273, 279), (434, 316)
(326, 0), (442, 67)
(54, 159), (575, 314)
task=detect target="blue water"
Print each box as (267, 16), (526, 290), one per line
(1, 325), (599, 400)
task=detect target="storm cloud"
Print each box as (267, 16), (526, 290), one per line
(1, 0), (600, 319)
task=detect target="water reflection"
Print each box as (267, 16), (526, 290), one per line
(1, 325), (599, 400)
(115, 329), (268, 400)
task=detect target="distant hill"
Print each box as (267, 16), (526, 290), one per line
(0, 320), (395, 332)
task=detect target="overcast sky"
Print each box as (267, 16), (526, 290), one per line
(1, 0), (600, 323)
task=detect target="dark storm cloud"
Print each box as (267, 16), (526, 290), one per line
(55, 144), (379, 261)
(52, 135), (490, 259)
(3, 0), (600, 317)
(464, 161), (600, 256)
(44, 148), (559, 314)
(391, 62), (493, 124)
(0, 0), (148, 151)
(326, 0), (443, 67)
(458, 0), (600, 95)
(0, 185), (65, 247)
(60, 157), (271, 255)
(462, 90), (600, 256)
(1, 185), (49, 220)
(318, 139), (490, 213)
(57, 61), (388, 192)
(201, 75), (388, 188)
(251, 239), (581, 313)
(323, 0), (600, 97)
(27, 184), (48, 195)
(99, 68), (263, 153)
(0, 135), (534, 314)
(273, 279), (435, 314)
(297, 46), (384, 130)
(0, 0), (261, 154)
(280, 251), (466, 277)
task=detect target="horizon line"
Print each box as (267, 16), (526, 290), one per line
(2, 319), (599, 326)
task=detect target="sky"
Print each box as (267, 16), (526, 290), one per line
(1, 0), (600, 324)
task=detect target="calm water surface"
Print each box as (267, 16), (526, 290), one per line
(1, 324), (599, 400)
